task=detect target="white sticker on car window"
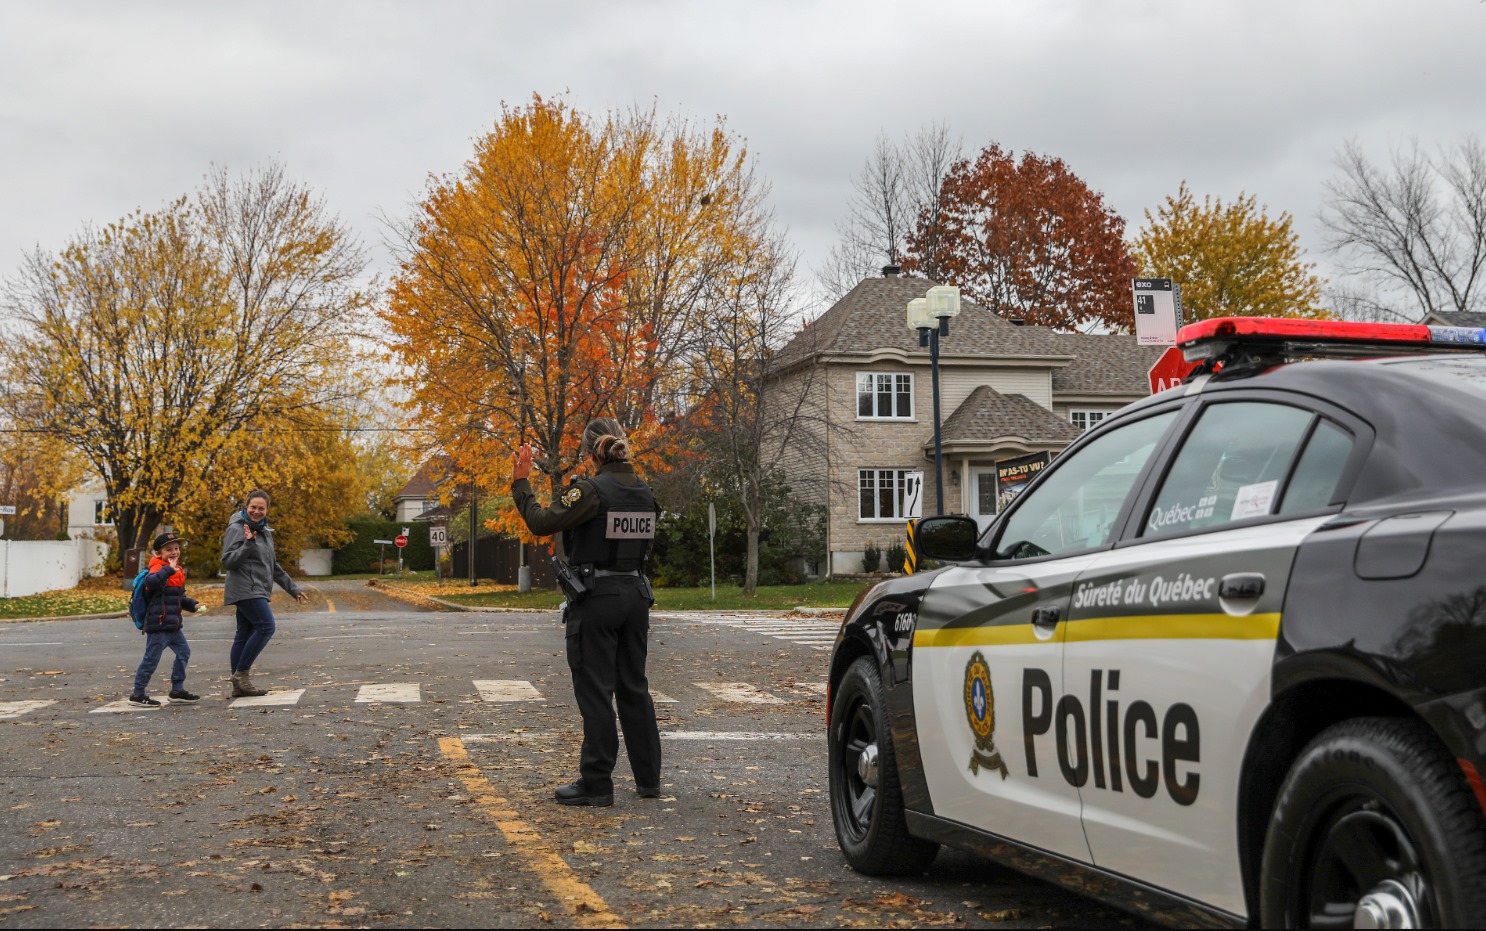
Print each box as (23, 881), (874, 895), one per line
(1230, 480), (1278, 520)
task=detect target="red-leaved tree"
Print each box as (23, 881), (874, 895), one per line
(906, 144), (1137, 331)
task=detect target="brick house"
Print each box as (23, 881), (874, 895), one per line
(769, 269), (1161, 575)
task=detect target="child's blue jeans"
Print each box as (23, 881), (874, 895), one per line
(133, 630), (190, 695)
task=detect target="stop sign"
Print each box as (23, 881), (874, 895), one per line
(1148, 346), (1199, 394)
(394, 534), (408, 548)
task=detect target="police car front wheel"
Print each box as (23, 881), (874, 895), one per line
(1260, 717), (1486, 928)
(829, 656), (938, 875)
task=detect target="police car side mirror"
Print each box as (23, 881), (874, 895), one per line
(915, 516), (981, 562)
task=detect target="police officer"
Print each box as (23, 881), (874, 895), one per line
(510, 417), (663, 807)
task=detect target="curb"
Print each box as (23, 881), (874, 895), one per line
(1, 610), (130, 625)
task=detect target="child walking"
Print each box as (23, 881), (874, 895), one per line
(128, 531), (205, 707)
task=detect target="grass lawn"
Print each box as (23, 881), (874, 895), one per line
(0, 575), (130, 619)
(383, 578), (870, 612)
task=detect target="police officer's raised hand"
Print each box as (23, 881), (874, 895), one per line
(512, 443), (536, 482)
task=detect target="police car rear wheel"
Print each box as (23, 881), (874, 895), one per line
(829, 656), (938, 875)
(1260, 717), (1486, 928)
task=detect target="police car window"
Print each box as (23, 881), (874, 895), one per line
(1277, 419), (1354, 514)
(1143, 402), (1311, 537)
(994, 411), (1176, 560)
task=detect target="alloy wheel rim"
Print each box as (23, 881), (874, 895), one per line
(1301, 798), (1433, 929)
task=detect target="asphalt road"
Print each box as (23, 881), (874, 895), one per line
(0, 586), (1147, 929)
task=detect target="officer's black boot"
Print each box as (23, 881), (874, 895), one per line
(554, 780), (613, 807)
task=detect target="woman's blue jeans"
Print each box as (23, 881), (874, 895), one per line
(230, 598), (276, 673)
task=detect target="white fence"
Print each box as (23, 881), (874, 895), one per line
(0, 539), (110, 599)
(299, 548), (333, 576)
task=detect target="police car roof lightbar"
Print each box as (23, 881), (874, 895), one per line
(1177, 317), (1486, 363)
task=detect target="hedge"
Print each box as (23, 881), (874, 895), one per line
(332, 518), (436, 574)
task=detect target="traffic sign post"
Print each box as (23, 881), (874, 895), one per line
(373, 538), (394, 575)
(429, 523), (449, 586)
(1148, 346), (1200, 394)
(395, 529), (408, 576)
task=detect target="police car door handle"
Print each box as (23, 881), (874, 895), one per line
(1031, 606), (1061, 629)
(1219, 573), (1265, 599)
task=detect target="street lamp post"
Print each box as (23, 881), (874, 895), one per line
(907, 286), (961, 516)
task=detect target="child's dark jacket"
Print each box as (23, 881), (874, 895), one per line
(141, 556), (200, 633)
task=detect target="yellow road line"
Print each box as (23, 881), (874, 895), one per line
(914, 612), (1280, 648)
(437, 737), (625, 929)
(324, 595), (335, 613)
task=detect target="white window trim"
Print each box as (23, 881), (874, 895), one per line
(858, 468), (916, 521)
(1069, 409), (1115, 432)
(94, 499), (113, 526)
(855, 371), (916, 421)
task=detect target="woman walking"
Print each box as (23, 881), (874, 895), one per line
(221, 489), (308, 697)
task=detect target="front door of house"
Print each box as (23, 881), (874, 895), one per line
(971, 469), (998, 535)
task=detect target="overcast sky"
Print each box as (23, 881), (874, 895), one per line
(3, 0), (1483, 313)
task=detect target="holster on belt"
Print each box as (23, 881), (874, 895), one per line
(553, 558), (589, 605)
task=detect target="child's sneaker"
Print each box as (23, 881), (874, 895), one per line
(128, 694), (162, 708)
(168, 690), (201, 704)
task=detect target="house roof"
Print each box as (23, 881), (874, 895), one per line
(396, 458), (448, 500)
(1053, 331), (1166, 395)
(774, 273), (1162, 396)
(1428, 311), (1486, 328)
(937, 386), (1084, 447)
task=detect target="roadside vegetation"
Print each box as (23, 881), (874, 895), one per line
(377, 578), (865, 612)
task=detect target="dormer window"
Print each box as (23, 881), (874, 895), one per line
(856, 372), (913, 420)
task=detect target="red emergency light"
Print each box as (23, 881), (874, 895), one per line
(1176, 317), (1486, 363)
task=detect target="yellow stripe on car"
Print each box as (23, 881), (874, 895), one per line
(913, 612), (1280, 649)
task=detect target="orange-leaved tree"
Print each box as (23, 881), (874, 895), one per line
(384, 96), (771, 537)
(905, 144), (1137, 331)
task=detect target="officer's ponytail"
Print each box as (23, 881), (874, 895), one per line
(581, 417), (630, 464)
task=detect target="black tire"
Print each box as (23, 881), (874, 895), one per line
(829, 655), (939, 875)
(1260, 717), (1486, 928)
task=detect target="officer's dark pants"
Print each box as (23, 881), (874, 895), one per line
(565, 577), (662, 795)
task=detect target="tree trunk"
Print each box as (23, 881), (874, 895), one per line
(743, 523), (760, 597)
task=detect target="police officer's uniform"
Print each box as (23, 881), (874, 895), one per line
(512, 460), (662, 803)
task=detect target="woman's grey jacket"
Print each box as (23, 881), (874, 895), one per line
(221, 511), (303, 605)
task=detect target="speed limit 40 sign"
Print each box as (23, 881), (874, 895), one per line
(429, 523), (448, 547)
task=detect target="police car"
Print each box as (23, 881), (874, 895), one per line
(827, 318), (1486, 928)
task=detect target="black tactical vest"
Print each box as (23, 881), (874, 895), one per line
(562, 471), (658, 571)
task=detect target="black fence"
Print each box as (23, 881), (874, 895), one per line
(450, 537), (557, 589)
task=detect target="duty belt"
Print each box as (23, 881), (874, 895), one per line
(591, 568), (640, 578)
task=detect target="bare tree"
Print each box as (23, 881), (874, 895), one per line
(684, 228), (843, 594)
(815, 124), (962, 299)
(1320, 136), (1486, 322)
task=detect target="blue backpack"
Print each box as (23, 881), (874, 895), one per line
(128, 568), (151, 631)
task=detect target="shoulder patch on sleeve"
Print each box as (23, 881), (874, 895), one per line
(561, 485), (584, 507)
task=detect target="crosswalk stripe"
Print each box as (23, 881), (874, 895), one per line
(356, 683), (420, 703)
(694, 682), (784, 705)
(0, 700), (56, 719)
(474, 680), (544, 702)
(231, 689), (306, 708)
(91, 696), (169, 713)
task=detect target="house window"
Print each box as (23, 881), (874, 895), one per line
(1070, 409), (1113, 433)
(420, 499), (433, 513)
(94, 500), (112, 525)
(857, 372), (913, 419)
(859, 469), (914, 520)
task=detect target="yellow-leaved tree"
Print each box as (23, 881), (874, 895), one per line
(1132, 182), (1329, 320)
(384, 96), (772, 538)
(0, 162), (372, 555)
